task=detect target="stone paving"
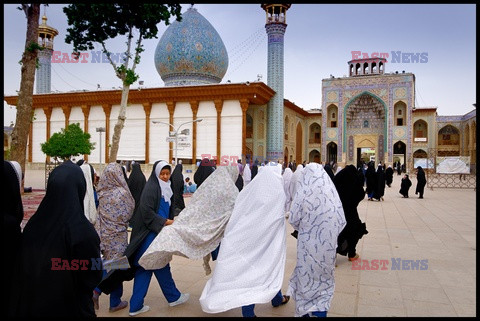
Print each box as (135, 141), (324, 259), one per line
(23, 169), (476, 317)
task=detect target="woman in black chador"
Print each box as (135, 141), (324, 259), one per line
(10, 160), (102, 317)
(372, 164), (386, 201)
(365, 161), (377, 200)
(415, 166), (427, 199)
(333, 165), (368, 261)
(399, 174), (412, 198)
(385, 165), (394, 187)
(170, 163), (186, 216)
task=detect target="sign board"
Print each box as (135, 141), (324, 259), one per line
(169, 131), (176, 137)
(166, 137), (176, 142)
(177, 142), (191, 147)
(177, 136), (188, 141)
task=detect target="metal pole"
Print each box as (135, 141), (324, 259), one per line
(175, 130), (178, 166)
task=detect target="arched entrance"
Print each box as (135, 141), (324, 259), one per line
(356, 138), (376, 167)
(327, 142), (337, 164)
(309, 149), (320, 163)
(393, 141), (406, 166)
(296, 122), (303, 164)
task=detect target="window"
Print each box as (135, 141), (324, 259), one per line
(331, 121), (337, 127)
(332, 112), (336, 119)
(398, 109), (402, 115)
(363, 120), (369, 128)
(397, 119), (403, 126)
(443, 134), (451, 140)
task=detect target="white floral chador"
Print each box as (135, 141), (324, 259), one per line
(287, 162), (346, 316)
(138, 165), (239, 271)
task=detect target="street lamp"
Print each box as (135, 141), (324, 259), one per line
(96, 127), (106, 167)
(152, 118), (203, 165)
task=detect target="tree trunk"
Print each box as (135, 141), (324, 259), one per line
(108, 84), (131, 162)
(10, 4), (40, 191)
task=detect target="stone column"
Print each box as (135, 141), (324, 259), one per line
(190, 101), (199, 164)
(102, 104), (112, 164)
(166, 101), (176, 163)
(240, 99), (250, 159)
(43, 107), (52, 164)
(81, 104), (90, 162)
(61, 105), (71, 129)
(214, 100), (223, 160)
(143, 102), (152, 164)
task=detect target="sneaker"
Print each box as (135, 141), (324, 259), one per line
(129, 305), (150, 316)
(109, 300), (128, 312)
(169, 293), (190, 307)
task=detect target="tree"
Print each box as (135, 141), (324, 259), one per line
(9, 4), (41, 188)
(41, 123), (95, 161)
(63, 4), (182, 162)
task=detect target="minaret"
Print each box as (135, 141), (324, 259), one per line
(36, 7), (58, 94)
(261, 4), (290, 162)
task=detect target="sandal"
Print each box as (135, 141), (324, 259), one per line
(280, 295), (290, 305)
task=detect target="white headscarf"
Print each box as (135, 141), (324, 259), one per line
(199, 164), (286, 313)
(243, 163), (251, 185)
(9, 161), (22, 188)
(155, 161), (173, 206)
(80, 163), (97, 224)
(287, 163), (346, 316)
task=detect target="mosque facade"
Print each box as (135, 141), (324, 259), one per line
(4, 5), (476, 173)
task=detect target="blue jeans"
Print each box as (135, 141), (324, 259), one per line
(129, 263), (181, 313)
(241, 290), (284, 317)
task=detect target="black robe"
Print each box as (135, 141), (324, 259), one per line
(415, 167), (427, 195)
(194, 158), (215, 188)
(323, 163), (335, 182)
(4, 161), (24, 317)
(235, 173), (244, 191)
(10, 160), (102, 317)
(251, 163), (259, 180)
(127, 162), (147, 225)
(333, 165), (368, 258)
(372, 166), (386, 200)
(385, 166), (394, 186)
(97, 160), (173, 294)
(399, 176), (412, 197)
(170, 163), (185, 216)
(365, 162), (377, 196)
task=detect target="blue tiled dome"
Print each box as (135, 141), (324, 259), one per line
(154, 7), (228, 86)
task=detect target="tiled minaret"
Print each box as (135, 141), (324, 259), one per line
(36, 10), (58, 94)
(261, 4), (290, 162)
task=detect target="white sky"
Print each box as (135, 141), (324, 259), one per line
(3, 3), (476, 126)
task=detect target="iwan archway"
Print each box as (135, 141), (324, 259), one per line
(343, 91), (388, 165)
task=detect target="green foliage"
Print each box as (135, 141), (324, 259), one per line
(41, 123), (95, 161)
(25, 41), (43, 53)
(63, 4), (182, 52)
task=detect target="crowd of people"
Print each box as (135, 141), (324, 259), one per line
(4, 156), (427, 317)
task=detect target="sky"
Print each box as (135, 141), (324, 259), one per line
(3, 3), (476, 126)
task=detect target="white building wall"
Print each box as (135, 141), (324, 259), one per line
(116, 104), (146, 161)
(221, 100), (242, 162)
(50, 107), (64, 144)
(32, 109), (46, 163)
(89, 106), (106, 164)
(196, 101), (217, 159)
(150, 103), (170, 163)
(69, 106), (83, 125)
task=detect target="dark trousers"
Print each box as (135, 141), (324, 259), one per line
(241, 290), (284, 317)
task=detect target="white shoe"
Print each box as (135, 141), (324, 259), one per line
(129, 305), (150, 316)
(169, 293), (190, 307)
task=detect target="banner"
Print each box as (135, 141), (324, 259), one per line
(436, 156), (470, 174)
(413, 158), (434, 169)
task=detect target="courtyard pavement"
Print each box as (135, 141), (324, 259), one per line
(23, 168), (476, 317)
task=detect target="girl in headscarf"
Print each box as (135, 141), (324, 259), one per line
(138, 165), (239, 275)
(199, 164), (289, 317)
(385, 164), (394, 187)
(170, 162), (185, 217)
(80, 162), (98, 225)
(333, 165), (368, 262)
(399, 174), (412, 198)
(127, 161), (147, 226)
(289, 164), (304, 239)
(287, 163), (346, 317)
(4, 161), (24, 317)
(94, 162), (135, 312)
(251, 159), (259, 179)
(10, 160), (102, 317)
(415, 166), (427, 199)
(127, 160), (189, 316)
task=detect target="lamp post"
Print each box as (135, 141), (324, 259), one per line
(152, 118), (203, 165)
(96, 127), (106, 168)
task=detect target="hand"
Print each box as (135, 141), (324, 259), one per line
(165, 219), (174, 226)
